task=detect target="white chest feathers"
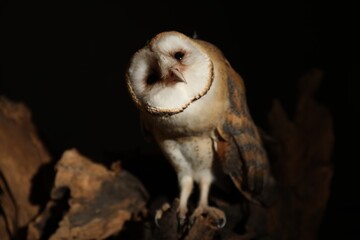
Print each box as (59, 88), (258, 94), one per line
(157, 136), (217, 182)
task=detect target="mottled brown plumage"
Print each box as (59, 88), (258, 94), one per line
(126, 31), (275, 227)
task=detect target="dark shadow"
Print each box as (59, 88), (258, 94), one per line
(29, 161), (56, 210)
(40, 187), (70, 240)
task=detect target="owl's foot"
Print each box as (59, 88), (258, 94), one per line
(154, 202), (171, 227)
(190, 205), (226, 228)
(154, 200), (190, 234)
(177, 210), (187, 226)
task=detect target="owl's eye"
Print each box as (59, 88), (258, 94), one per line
(146, 73), (159, 85)
(174, 51), (185, 60)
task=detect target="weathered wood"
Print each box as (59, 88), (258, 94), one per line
(27, 149), (149, 240)
(151, 198), (247, 240)
(0, 96), (51, 240)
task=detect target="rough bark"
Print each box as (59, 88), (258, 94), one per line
(0, 96), (51, 239)
(27, 149), (148, 240)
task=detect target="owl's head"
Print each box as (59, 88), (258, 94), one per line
(126, 31), (214, 116)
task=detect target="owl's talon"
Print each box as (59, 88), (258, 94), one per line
(177, 216), (187, 234)
(216, 217), (226, 228)
(154, 202), (171, 227)
(176, 205), (188, 224)
(154, 216), (160, 228)
(178, 216), (186, 226)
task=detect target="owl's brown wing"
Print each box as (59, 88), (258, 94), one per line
(216, 69), (275, 205)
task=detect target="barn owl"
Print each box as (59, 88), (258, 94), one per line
(126, 31), (275, 228)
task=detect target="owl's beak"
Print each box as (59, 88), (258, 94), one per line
(170, 67), (187, 84)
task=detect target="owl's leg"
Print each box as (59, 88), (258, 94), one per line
(153, 173), (193, 227)
(155, 139), (195, 225)
(177, 175), (194, 225)
(197, 170), (212, 208)
(154, 174), (193, 227)
(191, 170), (226, 228)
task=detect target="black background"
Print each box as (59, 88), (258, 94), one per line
(1, 1), (357, 239)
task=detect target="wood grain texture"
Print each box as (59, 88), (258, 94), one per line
(0, 96), (51, 240)
(27, 149), (148, 240)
